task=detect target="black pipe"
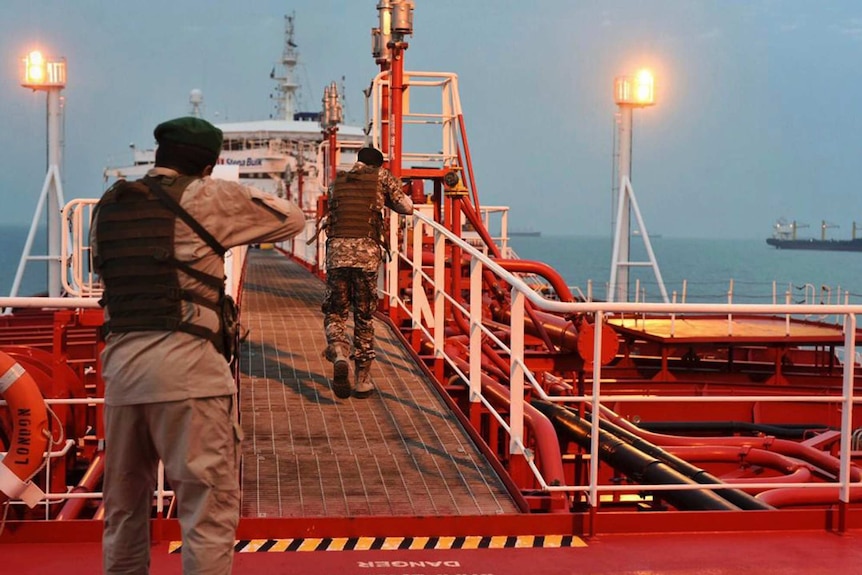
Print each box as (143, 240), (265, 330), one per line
(531, 400), (739, 511)
(588, 415), (774, 510)
(637, 420), (829, 440)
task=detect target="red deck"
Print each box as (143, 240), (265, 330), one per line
(5, 529), (862, 574)
(3, 251), (862, 573)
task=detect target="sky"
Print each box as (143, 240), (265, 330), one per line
(1, 1), (861, 240)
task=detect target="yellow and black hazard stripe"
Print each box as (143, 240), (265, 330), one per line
(170, 535), (586, 554)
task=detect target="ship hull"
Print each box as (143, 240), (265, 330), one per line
(766, 237), (862, 251)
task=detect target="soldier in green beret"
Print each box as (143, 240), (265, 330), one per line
(93, 116), (306, 574)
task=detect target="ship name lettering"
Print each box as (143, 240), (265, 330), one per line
(222, 157), (264, 167)
(13, 410), (32, 462)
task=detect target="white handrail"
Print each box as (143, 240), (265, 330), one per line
(385, 210), (862, 508)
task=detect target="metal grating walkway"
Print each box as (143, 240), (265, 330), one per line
(237, 248), (518, 518)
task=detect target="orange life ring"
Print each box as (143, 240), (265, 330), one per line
(0, 351), (50, 507)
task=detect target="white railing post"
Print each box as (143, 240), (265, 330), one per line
(469, 258), (483, 402)
(411, 216), (424, 332)
(387, 210), (400, 308)
(509, 287), (525, 455)
(433, 229), (446, 359)
(840, 313), (856, 505)
(590, 311), (604, 509)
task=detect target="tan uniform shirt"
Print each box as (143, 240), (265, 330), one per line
(96, 167), (305, 406)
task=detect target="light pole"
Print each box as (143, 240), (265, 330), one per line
(320, 81), (343, 186)
(11, 50), (67, 299)
(374, 0), (413, 180)
(608, 69), (667, 303)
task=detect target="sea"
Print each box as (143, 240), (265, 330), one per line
(507, 234), (862, 305)
(3, 224), (862, 305)
(1, 224), (48, 297)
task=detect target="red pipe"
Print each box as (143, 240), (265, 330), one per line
(756, 485), (862, 508)
(327, 127), (338, 184)
(446, 262), (617, 366)
(456, 113), (481, 212)
(445, 333), (510, 382)
(55, 451), (105, 520)
(496, 307), (619, 365)
(665, 445), (803, 474)
(296, 148), (304, 211)
(389, 42), (407, 180)
(417, 237), (558, 353)
(445, 344), (567, 492)
(378, 61), (390, 157)
(725, 467), (813, 487)
(664, 446), (813, 489)
(495, 259), (575, 303)
(459, 197), (502, 258)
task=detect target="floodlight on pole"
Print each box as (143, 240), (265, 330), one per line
(614, 69), (655, 107)
(608, 68), (668, 304)
(9, 49), (67, 301)
(321, 81), (343, 185)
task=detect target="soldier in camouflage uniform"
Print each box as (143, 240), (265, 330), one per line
(323, 146), (413, 398)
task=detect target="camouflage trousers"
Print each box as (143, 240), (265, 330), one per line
(322, 267), (378, 364)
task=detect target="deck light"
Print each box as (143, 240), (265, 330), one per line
(373, 1), (392, 62)
(21, 50), (66, 90)
(321, 81), (343, 128)
(391, 0), (414, 36)
(614, 69), (655, 107)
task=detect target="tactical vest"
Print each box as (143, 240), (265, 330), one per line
(328, 170), (384, 247)
(93, 176), (225, 349)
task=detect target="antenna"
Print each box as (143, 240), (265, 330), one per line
(271, 12), (300, 120)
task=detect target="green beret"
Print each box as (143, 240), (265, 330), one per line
(154, 116), (223, 155)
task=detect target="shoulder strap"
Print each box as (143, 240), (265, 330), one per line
(142, 177), (227, 256)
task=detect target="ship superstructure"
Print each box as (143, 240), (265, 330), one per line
(102, 13), (366, 214)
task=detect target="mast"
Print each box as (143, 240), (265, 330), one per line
(271, 13), (299, 120)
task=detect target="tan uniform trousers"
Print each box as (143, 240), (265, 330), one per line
(102, 396), (241, 575)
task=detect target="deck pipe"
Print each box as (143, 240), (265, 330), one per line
(537, 375), (809, 492)
(666, 445), (807, 476)
(599, 404), (862, 483)
(756, 485), (862, 508)
(444, 333), (510, 383)
(458, 196), (503, 259)
(532, 399), (739, 511)
(445, 347), (567, 490)
(494, 259), (576, 303)
(728, 467), (813, 487)
(585, 411), (772, 510)
(417, 248), (558, 353)
(541, 373), (855, 488)
(55, 451), (105, 520)
(639, 420), (829, 440)
(455, 197), (561, 351)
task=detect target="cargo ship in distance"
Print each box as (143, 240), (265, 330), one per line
(510, 229), (542, 237)
(766, 218), (862, 251)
